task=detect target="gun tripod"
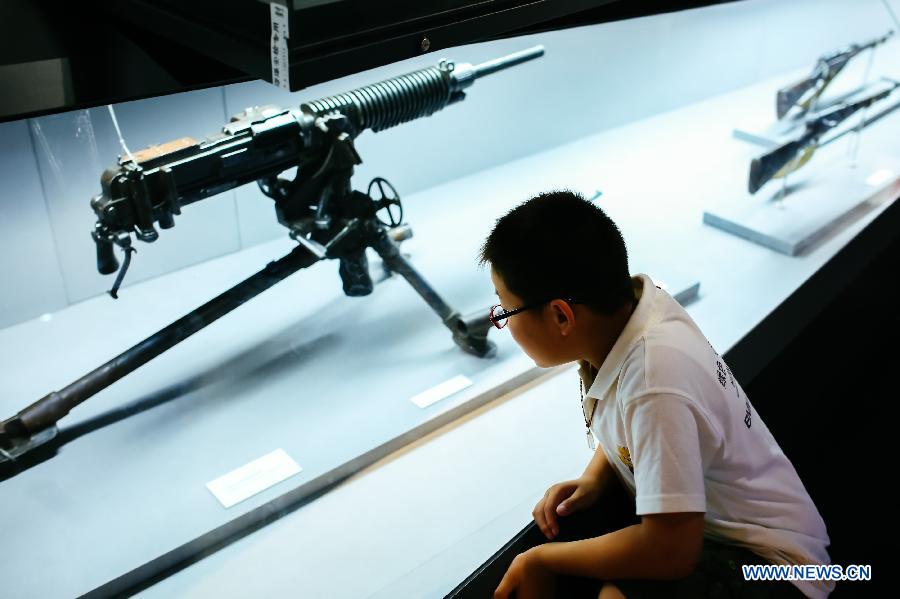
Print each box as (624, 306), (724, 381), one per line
(0, 130), (495, 471)
(1, 44), (548, 478)
(259, 113), (496, 358)
(283, 177), (497, 360)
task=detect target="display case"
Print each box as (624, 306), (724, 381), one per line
(0, 0), (728, 123)
(1, 0), (899, 597)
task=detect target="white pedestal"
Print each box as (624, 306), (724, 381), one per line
(703, 153), (900, 256)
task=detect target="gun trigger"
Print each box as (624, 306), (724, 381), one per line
(108, 246), (137, 300)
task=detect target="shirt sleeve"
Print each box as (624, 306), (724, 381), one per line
(622, 392), (720, 515)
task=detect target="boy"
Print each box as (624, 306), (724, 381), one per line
(481, 191), (832, 599)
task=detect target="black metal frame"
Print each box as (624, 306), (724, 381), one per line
(1, 0), (744, 123)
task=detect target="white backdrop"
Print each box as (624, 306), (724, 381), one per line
(1, 0), (896, 328)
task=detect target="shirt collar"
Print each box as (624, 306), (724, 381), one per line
(578, 274), (663, 407)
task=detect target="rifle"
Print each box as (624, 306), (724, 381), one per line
(776, 31), (894, 119)
(749, 79), (900, 195)
(0, 46), (544, 474)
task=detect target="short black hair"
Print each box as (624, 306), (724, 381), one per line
(478, 190), (632, 315)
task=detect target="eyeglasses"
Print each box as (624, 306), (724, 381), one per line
(489, 297), (583, 329)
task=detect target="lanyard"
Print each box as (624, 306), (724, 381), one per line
(580, 378), (599, 450)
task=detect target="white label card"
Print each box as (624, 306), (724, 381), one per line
(270, 2), (291, 91)
(865, 168), (894, 187)
(206, 448), (302, 508)
(410, 374), (473, 408)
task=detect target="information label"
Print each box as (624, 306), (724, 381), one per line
(206, 448), (302, 508)
(270, 2), (291, 91)
(410, 374), (473, 408)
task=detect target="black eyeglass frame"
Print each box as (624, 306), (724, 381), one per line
(488, 297), (584, 329)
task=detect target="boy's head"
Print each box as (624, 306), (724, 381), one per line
(478, 190), (633, 367)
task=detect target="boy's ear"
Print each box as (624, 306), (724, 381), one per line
(549, 300), (575, 332)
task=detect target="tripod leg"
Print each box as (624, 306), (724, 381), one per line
(369, 228), (496, 358)
(0, 244), (322, 468)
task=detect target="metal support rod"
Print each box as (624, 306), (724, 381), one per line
(1, 245), (321, 456)
(367, 224), (496, 358)
(369, 227), (459, 326)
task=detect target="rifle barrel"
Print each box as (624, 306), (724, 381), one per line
(861, 29), (895, 51)
(821, 95), (900, 148)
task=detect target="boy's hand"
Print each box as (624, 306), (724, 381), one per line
(493, 546), (554, 599)
(533, 475), (602, 540)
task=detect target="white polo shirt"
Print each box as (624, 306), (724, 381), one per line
(578, 274), (833, 598)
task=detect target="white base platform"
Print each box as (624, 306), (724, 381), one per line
(703, 152), (900, 256)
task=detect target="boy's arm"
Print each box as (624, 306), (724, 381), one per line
(537, 511), (705, 580)
(581, 443), (617, 490)
(538, 448), (620, 538)
(540, 390), (717, 580)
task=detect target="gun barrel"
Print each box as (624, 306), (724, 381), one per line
(821, 81), (897, 126)
(821, 80), (900, 147)
(302, 46), (545, 133)
(472, 45), (545, 79)
(861, 29), (895, 51)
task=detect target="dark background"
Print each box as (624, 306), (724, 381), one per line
(0, 0), (740, 123)
(745, 223), (899, 597)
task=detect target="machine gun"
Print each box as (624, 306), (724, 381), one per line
(0, 46), (544, 473)
(749, 78), (900, 194)
(776, 31), (893, 120)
